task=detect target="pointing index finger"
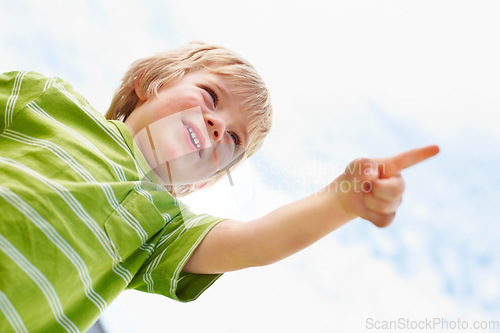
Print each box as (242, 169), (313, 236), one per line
(381, 145), (440, 177)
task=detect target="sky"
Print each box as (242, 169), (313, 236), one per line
(1, 0), (499, 332)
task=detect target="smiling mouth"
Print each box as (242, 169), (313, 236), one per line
(183, 121), (203, 156)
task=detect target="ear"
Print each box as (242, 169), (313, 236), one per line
(134, 75), (148, 102)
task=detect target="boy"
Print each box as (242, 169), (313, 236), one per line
(0, 42), (438, 332)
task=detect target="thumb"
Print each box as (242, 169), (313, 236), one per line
(360, 160), (378, 193)
(344, 158), (379, 192)
(360, 159), (379, 181)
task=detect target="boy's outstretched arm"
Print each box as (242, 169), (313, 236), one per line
(184, 145), (440, 274)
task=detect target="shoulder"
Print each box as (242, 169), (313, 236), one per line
(0, 71), (101, 133)
(0, 71), (67, 107)
(0, 70), (92, 112)
(1, 71), (52, 88)
(0, 71), (77, 95)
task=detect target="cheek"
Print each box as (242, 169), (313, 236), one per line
(151, 90), (204, 119)
(166, 90), (204, 112)
(182, 91), (205, 109)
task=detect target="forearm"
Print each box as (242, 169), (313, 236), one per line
(248, 184), (354, 266)
(184, 181), (355, 274)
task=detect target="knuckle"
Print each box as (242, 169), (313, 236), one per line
(389, 179), (405, 198)
(377, 213), (395, 228)
(400, 179), (406, 193)
(395, 177), (406, 194)
(392, 187), (404, 198)
(381, 202), (396, 214)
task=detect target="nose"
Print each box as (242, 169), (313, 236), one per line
(205, 114), (226, 142)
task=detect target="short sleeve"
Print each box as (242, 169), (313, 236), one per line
(0, 71), (57, 134)
(128, 205), (226, 302)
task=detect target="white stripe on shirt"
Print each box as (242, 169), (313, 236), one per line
(0, 156), (133, 283)
(54, 83), (149, 180)
(0, 291), (28, 333)
(1, 129), (149, 243)
(0, 186), (107, 313)
(4, 71), (27, 130)
(27, 101), (128, 182)
(0, 234), (80, 333)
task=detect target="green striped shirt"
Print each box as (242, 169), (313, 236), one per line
(0, 71), (224, 332)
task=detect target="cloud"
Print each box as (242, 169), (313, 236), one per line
(3, 0), (499, 331)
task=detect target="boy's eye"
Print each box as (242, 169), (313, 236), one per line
(228, 131), (241, 147)
(202, 86), (218, 107)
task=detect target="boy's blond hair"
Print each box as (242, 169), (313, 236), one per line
(106, 42), (272, 197)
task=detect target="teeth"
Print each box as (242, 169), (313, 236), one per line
(186, 124), (201, 150)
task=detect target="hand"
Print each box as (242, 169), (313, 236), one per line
(334, 145), (440, 227)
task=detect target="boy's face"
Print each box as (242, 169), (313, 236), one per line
(125, 69), (248, 186)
